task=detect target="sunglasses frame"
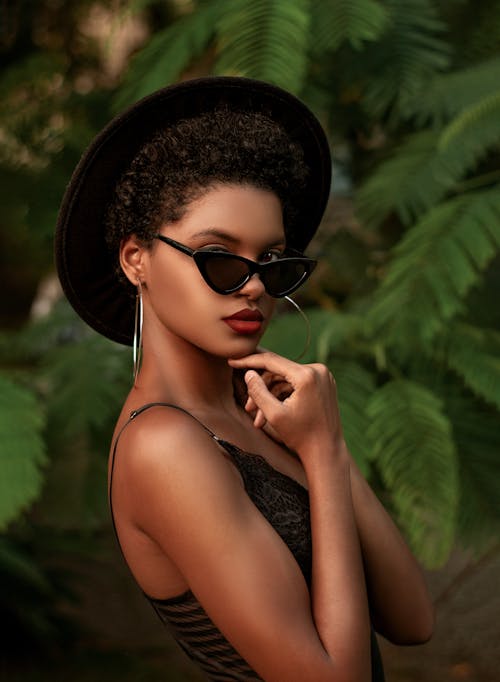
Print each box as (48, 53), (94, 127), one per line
(154, 234), (317, 297)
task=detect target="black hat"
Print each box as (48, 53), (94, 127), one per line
(55, 76), (331, 345)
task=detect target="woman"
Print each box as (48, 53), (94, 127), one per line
(56, 77), (434, 681)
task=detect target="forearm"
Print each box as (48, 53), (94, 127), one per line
(348, 455), (434, 643)
(303, 440), (372, 680)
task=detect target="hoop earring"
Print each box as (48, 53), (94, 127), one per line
(284, 295), (311, 361)
(133, 281), (143, 385)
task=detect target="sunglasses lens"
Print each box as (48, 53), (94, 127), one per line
(197, 251), (314, 296)
(204, 254), (250, 292)
(263, 260), (308, 296)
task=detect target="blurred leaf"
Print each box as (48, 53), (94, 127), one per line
(311, 0), (389, 53)
(360, 0), (451, 119)
(114, 1), (223, 109)
(215, 0), (310, 93)
(368, 187), (500, 345)
(43, 333), (129, 439)
(0, 536), (77, 655)
(315, 311), (366, 361)
(0, 375), (47, 530)
(407, 55), (500, 126)
(446, 396), (500, 548)
(262, 306), (335, 363)
(367, 380), (459, 567)
(327, 359), (376, 475)
(445, 323), (500, 410)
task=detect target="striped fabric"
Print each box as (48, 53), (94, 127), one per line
(151, 589), (262, 681)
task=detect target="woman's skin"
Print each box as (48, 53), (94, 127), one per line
(110, 183), (434, 682)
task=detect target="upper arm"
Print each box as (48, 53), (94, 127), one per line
(115, 410), (335, 682)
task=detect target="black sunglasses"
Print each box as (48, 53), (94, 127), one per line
(154, 234), (317, 297)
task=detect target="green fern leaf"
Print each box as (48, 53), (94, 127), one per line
(357, 130), (448, 227)
(368, 188), (500, 344)
(360, 0), (451, 118)
(357, 119), (499, 228)
(367, 379), (458, 567)
(316, 311), (366, 362)
(43, 334), (129, 439)
(439, 89), (500, 153)
(0, 375), (47, 530)
(310, 0), (389, 53)
(328, 359), (376, 475)
(214, 0), (310, 93)
(444, 323), (500, 411)
(114, 1), (223, 109)
(407, 56), (500, 126)
(445, 395), (500, 549)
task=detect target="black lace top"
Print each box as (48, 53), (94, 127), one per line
(109, 403), (385, 681)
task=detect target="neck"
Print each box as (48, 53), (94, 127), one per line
(132, 326), (242, 418)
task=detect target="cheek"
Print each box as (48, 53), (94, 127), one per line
(147, 261), (209, 319)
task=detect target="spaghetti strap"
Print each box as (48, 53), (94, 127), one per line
(108, 402), (223, 549)
(128, 402), (221, 440)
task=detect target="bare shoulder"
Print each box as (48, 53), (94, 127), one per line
(110, 405), (244, 519)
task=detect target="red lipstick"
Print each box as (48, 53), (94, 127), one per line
(223, 309), (264, 335)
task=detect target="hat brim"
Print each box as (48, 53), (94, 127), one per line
(55, 77), (331, 346)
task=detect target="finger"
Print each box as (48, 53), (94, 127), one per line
(253, 408), (267, 429)
(229, 352), (300, 381)
(244, 370), (283, 417)
(245, 395), (257, 412)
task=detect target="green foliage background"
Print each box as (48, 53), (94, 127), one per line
(1, 0), (499, 657)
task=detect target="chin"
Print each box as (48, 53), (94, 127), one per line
(222, 338), (262, 359)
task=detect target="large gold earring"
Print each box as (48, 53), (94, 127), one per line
(284, 295), (311, 361)
(133, 281), (143, 385)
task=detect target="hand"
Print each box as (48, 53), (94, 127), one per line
(228, 352), (344, 458)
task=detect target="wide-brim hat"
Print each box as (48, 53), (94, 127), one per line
(55, 76), (331, 346)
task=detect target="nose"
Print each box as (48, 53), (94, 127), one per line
(238, 272), (266, 299)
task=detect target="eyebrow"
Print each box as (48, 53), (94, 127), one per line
(190, 227), (285, 248)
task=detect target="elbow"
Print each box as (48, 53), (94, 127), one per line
(394, 624), (433, 646)
(377, 600), (435, 646)
(388, 605), (435, 646)
(410, 610), (435, 645)
(412, 599), (435, 644)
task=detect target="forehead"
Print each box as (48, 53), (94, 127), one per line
(164, 184), (285, 246)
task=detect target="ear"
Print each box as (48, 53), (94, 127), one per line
(119, 235), (148, 285)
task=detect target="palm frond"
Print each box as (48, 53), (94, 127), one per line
(367, 379), (458, 567)
(444, 323), (500, 411)
(368, 187), (500, 344)
(445, 395), (500, 549)
(357, 130), (449, 227)
(114, 1), (222, 109)
(358, 118), (499, 229)
(461, 3), (500, 63)
(327, 359), (376, 475)
(407, 56), (500, 126)
(43, 334), (129, 440)
(360, 0), (451, 119)
(0, 375), (47, 530)
(214, 0), (310, 93)
(315, 311), (367, 361)
(310, 0), (389, 53)
(439, 89), (500, 153)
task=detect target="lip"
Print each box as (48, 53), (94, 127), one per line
(223, 308), (264, 335)
(224, 309), (264, 321)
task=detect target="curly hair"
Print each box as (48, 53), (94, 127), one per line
(104, 106), (309, 264)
